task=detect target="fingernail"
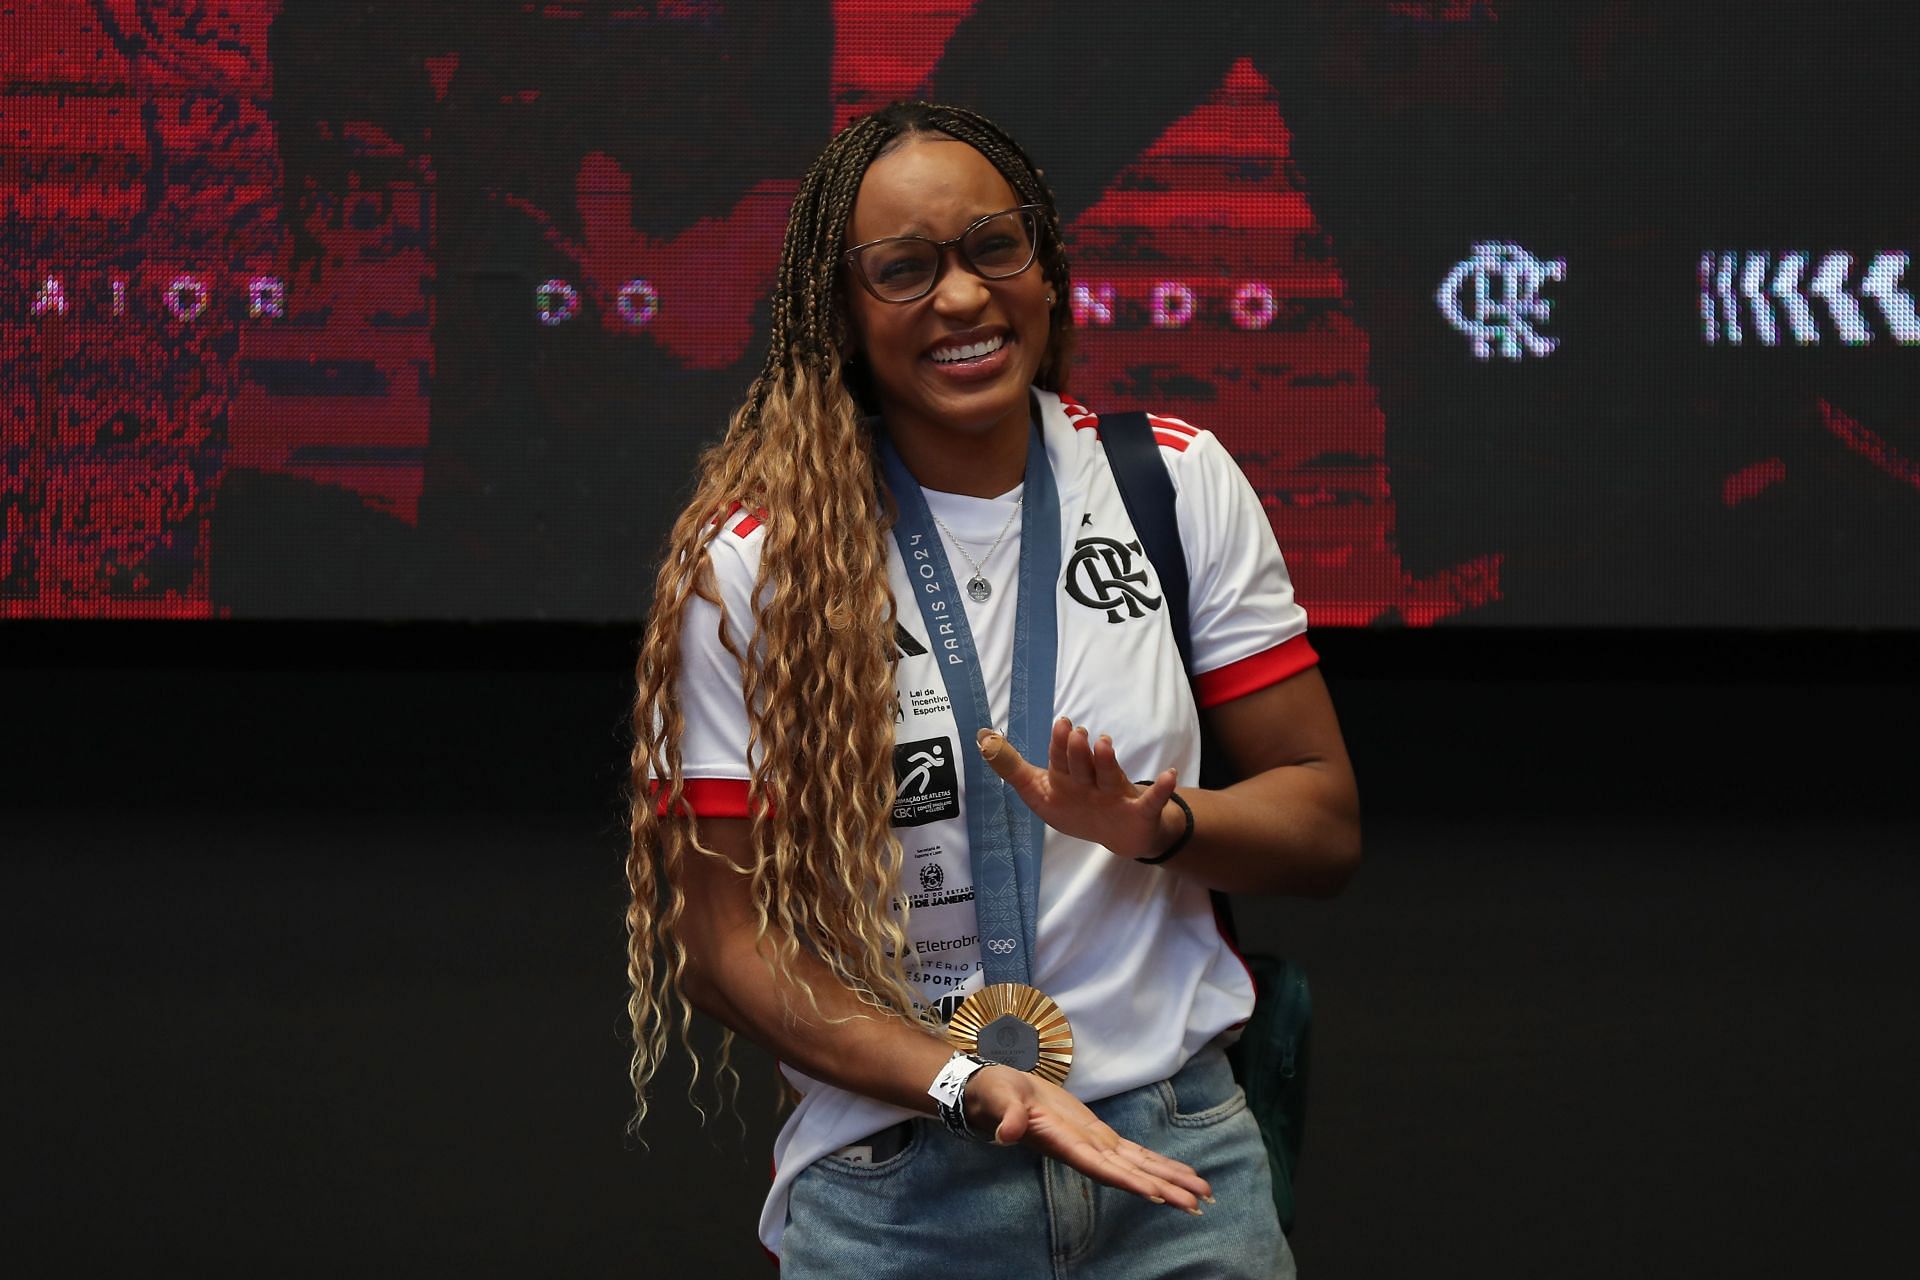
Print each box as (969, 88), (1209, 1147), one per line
(1187, 1205), (1205, 1218)
(1203, 1194), (1217, 1205)
(1148, 1195), (1166, 1205)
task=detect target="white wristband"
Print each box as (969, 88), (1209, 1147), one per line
(928, 1050), (991, 1141)
(927, 1050), (989, 1111)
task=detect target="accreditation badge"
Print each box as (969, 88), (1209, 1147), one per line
(944, 982), (1074, 1085)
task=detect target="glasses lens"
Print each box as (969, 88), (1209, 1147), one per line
(963, 209), (1037, 278)
(857, 240), (939, 301)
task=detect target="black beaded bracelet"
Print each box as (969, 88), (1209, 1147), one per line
(1134, 788), (1194, 865)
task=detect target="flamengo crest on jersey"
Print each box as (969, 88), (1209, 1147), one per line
(1065, 534), (1164, 623)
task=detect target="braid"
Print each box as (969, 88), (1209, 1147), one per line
(625, 100), (1075, 1128)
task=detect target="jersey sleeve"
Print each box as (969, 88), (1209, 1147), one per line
(652, 524), (762, 817)
(1163, 417), (1318, 709)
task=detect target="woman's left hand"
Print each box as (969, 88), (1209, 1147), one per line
(976, 718), (1179, 861)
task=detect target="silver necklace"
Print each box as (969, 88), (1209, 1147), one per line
(929, 500), (1021, 603)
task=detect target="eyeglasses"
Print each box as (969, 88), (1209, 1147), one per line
(843, 205), (1043, 303)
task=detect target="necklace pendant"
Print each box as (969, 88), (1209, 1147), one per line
(966, 574), (993, 603)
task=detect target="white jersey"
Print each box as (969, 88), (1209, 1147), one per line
(668, 388), (1317, 1256)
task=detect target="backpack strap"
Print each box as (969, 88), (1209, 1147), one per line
(1097, 408), (1220, 780)
(1098, 409), (1239, 941)
(1097, 411), (1194, 674)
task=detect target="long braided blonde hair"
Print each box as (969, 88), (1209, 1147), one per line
(625, 102), (1076, 1124)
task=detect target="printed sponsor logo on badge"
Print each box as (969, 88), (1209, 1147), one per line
(905, 686), (952, 719)
(914, 933), (977, 955)
(891, 736), (959, 827)
(893, 885), (975, 912)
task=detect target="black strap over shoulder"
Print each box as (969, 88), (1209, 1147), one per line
(1098, 409), (1236, 791)
(1096, 407), (1236, 926)
(1096, 411), (1194, 674)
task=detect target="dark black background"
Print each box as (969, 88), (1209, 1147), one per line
(5, 625), (1916, 1275)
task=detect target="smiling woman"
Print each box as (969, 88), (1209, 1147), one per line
(626, 101), (1358, 1277)
(841, 144), (1055, 496)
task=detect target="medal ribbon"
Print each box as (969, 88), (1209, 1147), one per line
(879, 422), (1060, 989)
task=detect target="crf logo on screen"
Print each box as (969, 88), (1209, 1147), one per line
(1437, 242), (1565, 361)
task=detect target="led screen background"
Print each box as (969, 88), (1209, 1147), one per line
(3, 1), (1917, 624)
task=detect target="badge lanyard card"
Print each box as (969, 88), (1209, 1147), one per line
(878, 423), (1075, 1084)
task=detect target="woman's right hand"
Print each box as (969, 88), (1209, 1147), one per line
(962, 1064), (1214, 1214)
(677, 817), (1213, 1216)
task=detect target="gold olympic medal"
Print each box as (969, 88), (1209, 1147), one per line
(944, 982), (1074, 1085)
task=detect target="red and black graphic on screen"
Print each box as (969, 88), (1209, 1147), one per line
(5, 1), (1917, 623)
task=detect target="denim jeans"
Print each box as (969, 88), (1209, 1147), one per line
(782, 1044), (1294, 1278)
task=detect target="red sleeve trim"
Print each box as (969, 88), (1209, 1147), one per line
(1146, 413), (1199, 437)
(1193, 634), (1319, 709)
(712, 500), (769, 539)
(650, 777), (754, 817)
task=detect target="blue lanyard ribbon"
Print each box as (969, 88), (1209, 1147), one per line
(879, 423), (1061, 988)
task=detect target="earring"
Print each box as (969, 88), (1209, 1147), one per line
(1046, 292), (1055, 306)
